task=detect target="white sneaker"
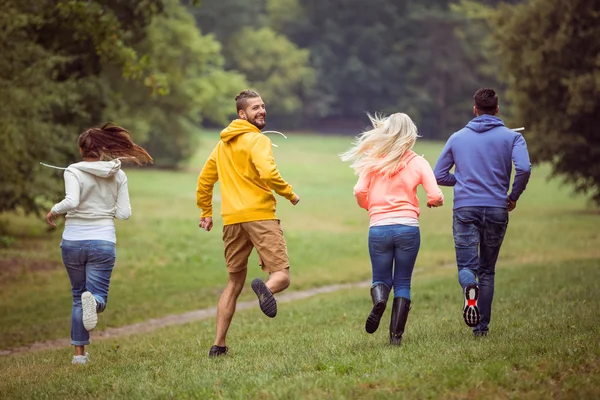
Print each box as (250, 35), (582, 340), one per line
(72, 352), (89, 365)
(81, 291), (98, 332)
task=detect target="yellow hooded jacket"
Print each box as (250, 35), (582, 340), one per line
(196, 119), (296, 225)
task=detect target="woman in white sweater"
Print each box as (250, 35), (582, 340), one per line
(46, 123), (152, 364)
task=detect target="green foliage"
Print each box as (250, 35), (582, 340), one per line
(396, 3), (502, 138)
(189, 0), (266, 61)
(266, 0), (306, 34)
(0, 0), (244, 213)
(0, 1), (90, 214)
(261, 0), (506, 136)
(104, 0), (247, 167)
(228, 27), (316, 126)
(285, 0), (410, 126)
(483, 0), (600, 203)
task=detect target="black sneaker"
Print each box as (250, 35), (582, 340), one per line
(463, 283), (480, 327)
(208, 345), (228, 357)
(473, 331), (488, 338)
(251, 278), (277, 318)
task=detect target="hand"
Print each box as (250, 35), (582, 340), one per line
(507, 197), (517, 212)
(427, 200), (442, 208)
(199, 217), (213, 232)
(46, 211), (57, 227)
(290, 195), (300, 206)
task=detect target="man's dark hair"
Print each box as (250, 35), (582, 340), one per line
(473, 88), (498, 115)
(235, 89), (261, 112)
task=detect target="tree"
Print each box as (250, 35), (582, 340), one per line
(483, 0), (600, 203)
(104, 0), (247, 167)
(290, 0), (410, 130)
(188, 0), (265, 68)
(0, 0), (167, 215)
(265, 0), (505, 136)
(228, 27), (316, 127)
(0, 0), (219, 215)
(396, 3), (503, 139)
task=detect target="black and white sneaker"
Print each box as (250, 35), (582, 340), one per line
(251, 278), (277, 318)
(81, 291), (98, 332)
(463, 284), (480, 327)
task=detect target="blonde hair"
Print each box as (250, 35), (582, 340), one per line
(340, 112), (419, 176)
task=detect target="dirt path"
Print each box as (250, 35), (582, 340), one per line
(0, 280), (371, 356)
(0, 261), (457, 357)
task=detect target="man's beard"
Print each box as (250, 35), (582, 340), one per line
(248, 115), (266, 130)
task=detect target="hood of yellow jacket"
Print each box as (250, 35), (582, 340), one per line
(220, 119), (261, 142)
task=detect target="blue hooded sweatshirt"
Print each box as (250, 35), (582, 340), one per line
(434, 115), (531, 210)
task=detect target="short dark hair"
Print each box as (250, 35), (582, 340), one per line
(473, 88), (498, 114)
(235, 89), (261, 112)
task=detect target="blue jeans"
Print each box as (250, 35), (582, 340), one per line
(453, 207), (508, 333)
(61, 239), (116, 345)
(368, 224), (420, 300)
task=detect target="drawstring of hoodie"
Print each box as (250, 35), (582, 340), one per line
(39, 157), (131, 170)
(39, 162), (67, 170)
(262, 131), (288, 147)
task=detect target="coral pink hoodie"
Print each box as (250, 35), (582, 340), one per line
(353, 150), (444, 225)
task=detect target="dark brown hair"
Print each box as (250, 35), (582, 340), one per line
(235, 89), (261, 112)
(473, 88), (498, 115)
(78, 123), (153, 166)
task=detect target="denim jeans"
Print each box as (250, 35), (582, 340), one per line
(453, 207), (508, 333)
(61, 239), (116, 345)
(368, 224), (421, 300)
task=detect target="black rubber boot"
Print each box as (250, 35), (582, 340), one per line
(389, 297), (411, 346)
(365, 283), (390, 334)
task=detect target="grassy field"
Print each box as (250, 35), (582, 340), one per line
(1, 132), (599, 398)
(1, 259), (598, 398)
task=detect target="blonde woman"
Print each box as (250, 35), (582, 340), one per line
(341, 113), (444, 346)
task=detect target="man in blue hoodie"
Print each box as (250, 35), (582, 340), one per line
(434, 88), (531, 336)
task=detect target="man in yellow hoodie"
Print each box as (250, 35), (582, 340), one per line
(196, 89), (300, 357)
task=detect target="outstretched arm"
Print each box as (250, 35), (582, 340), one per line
(434, 139), (457, 186)
(250, 135), (296, 201)
(115, 173), (131, 220)
(419, 158), (444, 207)
(47, 170), (80, 227)
(353, 171), (371, 210)
(196, 147), (219, 219)
(51, 170), (81, 215)
(509, 133), (532, 202)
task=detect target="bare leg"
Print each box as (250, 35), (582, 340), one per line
(74, 345), (85, 356)
(266, 267), (290, 294)
(214, 269), (248, 347)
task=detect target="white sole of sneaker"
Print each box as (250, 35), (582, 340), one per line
(72, 352), (90, 365)
(463, 285), (480, 328)
(81, 292), (98, 332)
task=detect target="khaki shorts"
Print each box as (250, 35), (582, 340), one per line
(222, 219), (289, 273)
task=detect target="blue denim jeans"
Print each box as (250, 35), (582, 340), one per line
(368, 224), (420, 300)
(61, 239), (116, 345)
(453, 207), (508, 333)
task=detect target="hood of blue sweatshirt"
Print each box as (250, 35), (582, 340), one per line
(465, 115), (505, 133)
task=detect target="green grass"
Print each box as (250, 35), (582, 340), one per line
(0, 133), (599, 350)
(1, 132), (600, 398)
(0, 258), (598, 399)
